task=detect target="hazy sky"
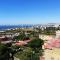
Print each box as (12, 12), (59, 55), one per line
(0, 0), (60, 25)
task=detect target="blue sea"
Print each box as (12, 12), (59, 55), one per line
(0, 25), (33, 30)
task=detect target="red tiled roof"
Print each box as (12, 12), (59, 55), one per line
(15, 39), (31, 46)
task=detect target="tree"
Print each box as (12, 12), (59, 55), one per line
(27, 38), (44, 60)
(28, 38), (44, 50)
(0, 44), (10, 60)
(15, 33), (26, 41)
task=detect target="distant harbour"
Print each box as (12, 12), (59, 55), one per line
(0, 25), (33, 30)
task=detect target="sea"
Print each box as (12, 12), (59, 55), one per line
(0, 25), (33, 31)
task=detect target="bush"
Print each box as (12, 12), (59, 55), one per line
(27, 38), (44, 49)
(15, 47), (33, 60)
(0, 44), (9, 60)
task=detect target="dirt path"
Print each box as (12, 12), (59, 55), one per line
(14, 57), (20, 60)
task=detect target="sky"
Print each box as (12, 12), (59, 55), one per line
(0, 0), (60, 25)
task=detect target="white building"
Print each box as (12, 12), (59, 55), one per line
(56, 30), (60, 39)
